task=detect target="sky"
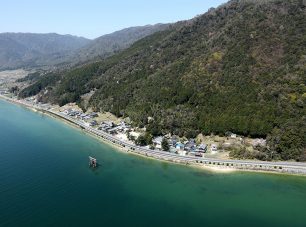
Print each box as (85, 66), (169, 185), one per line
(1, 0), (227, 39)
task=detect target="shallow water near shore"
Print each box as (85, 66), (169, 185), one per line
(1, 99), (306, 227)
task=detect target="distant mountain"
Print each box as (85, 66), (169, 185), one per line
(69, 24), (170, 63)
(0, 33), (90, 70)
(0, 25), (168, 70)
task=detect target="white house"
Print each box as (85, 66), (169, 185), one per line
(211, 144), (218, 154)
(153, 136), (163, 150)
(177, 149), (187, 156)
(230, 133), (237, 138)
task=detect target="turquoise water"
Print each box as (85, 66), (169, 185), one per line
(1, 99), (306, 227)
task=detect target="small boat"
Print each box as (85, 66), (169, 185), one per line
(89, 156), (97, 168)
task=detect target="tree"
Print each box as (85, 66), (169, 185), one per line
(146, 122), (162, 136)
(135, 133), (153, 146)
(162, 138), (170, 151)
(144, 132), (153, 145)
(9, 86), (19, 94)
(135, 135), (147, 146)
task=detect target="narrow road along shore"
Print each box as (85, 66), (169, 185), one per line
(1, 94), (306, 176)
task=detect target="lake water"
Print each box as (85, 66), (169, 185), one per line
(1, 99), (306, 227)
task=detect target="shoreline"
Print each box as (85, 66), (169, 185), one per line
(1, 95), (306, 176)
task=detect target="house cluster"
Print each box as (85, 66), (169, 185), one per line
(152, 135), (217, 157)
(62, 109), (99, 126)
(62, 109), (96, 118)
(0, 89), (9, 95)
(25, 97), (38, 104)
(98, 121), (131, 135)
(61, 108), (222, 157)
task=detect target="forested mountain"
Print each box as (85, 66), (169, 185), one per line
(69, 24), (170, 63)
(0, 33), (90, 70)
(19, 0), (306, 161)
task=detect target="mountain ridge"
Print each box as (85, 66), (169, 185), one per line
(0, 24), (169, 70)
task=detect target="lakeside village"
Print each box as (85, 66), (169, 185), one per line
(57, 105), (267, 159)
(0, 87), (267, 159)
(61, 108), (217, 156)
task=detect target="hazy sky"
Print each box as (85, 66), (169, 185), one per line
(1, 0), (227, 39)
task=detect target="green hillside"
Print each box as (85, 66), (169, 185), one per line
(19, 0), (306, 161)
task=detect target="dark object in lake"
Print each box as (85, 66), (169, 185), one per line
(89, 156), (97, 168)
